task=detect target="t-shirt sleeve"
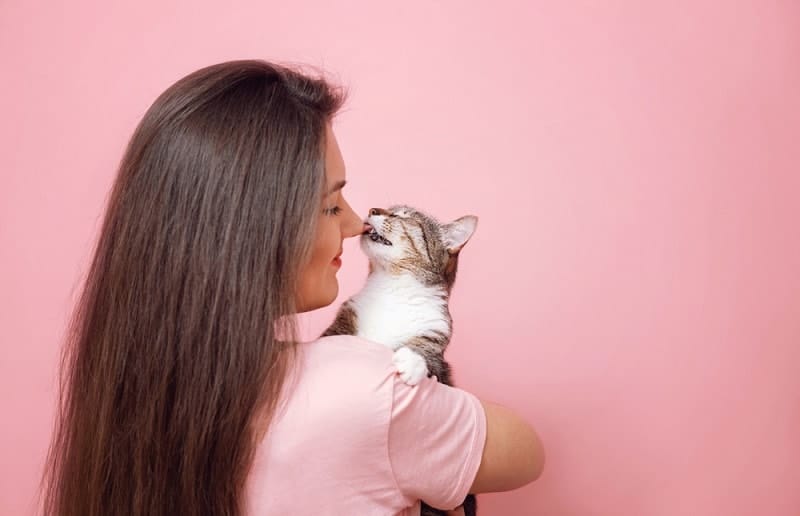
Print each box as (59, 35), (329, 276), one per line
(387, 373), (488, 510)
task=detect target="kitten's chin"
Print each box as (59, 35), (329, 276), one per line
(360, 237), (395, 271)
(362, 254), (387, 274)
(359, 237), (381, 258)
(365, 258), (383, 270)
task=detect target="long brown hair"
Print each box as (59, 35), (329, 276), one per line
(39, 60), (346, 516)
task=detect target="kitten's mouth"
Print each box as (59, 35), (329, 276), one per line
(363, 224), (393, 246)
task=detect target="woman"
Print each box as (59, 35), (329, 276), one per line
(40, 59), (544, 516)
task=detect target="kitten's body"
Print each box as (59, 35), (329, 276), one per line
(322, 204), (478, 516)
(328, 269), (453, 384)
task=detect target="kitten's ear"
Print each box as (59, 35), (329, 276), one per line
(443, 215), (478, 254)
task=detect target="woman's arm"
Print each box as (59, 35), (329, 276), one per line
(469, 400), (545, 493)
(386, 371), (544, 510)
(446, 400), (545, 515)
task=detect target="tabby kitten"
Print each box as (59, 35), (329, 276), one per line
(321, 204), (479, 516)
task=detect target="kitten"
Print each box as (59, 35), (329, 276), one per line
(321, 204), (479, 516)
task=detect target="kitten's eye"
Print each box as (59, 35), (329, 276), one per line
(323, 206), (343, 216)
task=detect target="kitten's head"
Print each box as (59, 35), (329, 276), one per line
(360, 204), (478, 290)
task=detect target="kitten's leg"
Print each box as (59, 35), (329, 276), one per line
(320, 302), (358, 337)
(393, 333), (450, 385)
(392, 346), (429, 385)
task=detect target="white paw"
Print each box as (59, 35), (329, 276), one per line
(392, 347), (429, 385)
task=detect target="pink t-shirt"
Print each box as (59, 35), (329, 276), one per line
(245, 334), (487, 516)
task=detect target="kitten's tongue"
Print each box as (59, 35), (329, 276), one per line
(362, 223), (373, 234)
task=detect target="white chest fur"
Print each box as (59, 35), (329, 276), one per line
(350, 271), (450, 350)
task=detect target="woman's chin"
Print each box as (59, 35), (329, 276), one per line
(295, 279), (338, 313)
(327, 280), (339, 304)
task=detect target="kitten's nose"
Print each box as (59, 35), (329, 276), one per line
(369, 208), (389, 217)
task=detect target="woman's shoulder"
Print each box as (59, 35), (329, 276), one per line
(302, 334), (394, 364)
(296, 335), (397, 397)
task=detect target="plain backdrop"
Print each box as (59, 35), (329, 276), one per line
(1, 1), (799, 515)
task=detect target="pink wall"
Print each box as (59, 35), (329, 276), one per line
(2, 1), (798, 514)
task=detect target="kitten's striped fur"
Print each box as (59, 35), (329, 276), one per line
(322, 204), (477, 385)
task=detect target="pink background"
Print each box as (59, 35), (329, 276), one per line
(2, 1), (799, 514)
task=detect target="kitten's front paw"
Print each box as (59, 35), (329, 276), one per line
(392, 347), (428, 385)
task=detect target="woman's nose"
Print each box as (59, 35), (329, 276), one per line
(344, 207), (365, 238)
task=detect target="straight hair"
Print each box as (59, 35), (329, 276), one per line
(39, 59), (346, 516)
